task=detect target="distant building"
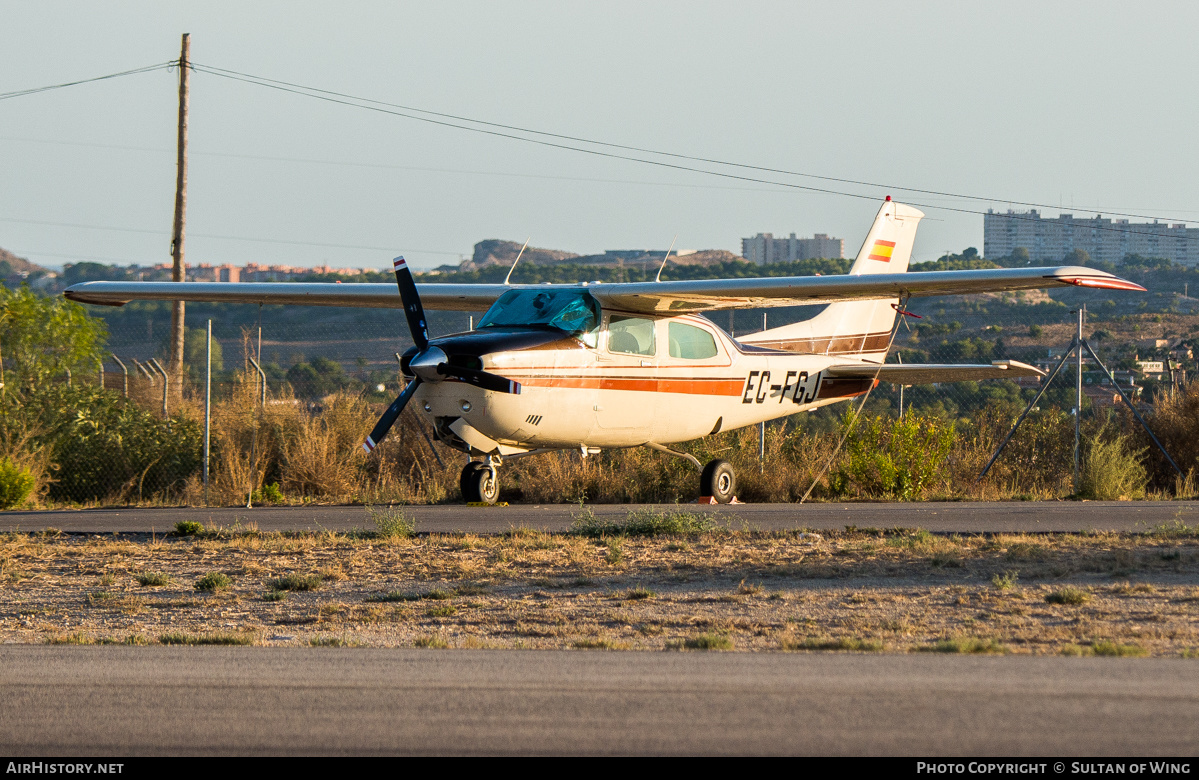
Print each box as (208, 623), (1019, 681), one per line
(741, 233), (844, 265)
(984, 210), (1199, 266)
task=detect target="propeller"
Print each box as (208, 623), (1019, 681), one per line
(362, 256), (521, 452)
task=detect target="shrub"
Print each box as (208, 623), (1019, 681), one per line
(829, 412), (955, 500)
(135, 571), (170, 587)
(683, 633), (734, 650)
(267, 574), (322, 592)
(1046, 587), (1090, 605)
(0, 457), (35, 509)
(369, 506), (415, 539)
(1078, 429), (1147, 500)
(173, 521), (204, 536)
(194, 572), (231, 592)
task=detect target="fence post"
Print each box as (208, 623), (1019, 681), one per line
(150, 358), (169, 419)
(111, 354), (128, 397)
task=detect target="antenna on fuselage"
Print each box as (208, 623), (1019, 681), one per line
(504, 237), (531, 286)
(655, 235), (677, 283)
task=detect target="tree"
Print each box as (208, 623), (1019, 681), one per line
(0, 286), (107, 389)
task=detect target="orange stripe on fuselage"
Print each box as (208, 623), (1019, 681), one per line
(517, 375), (744, 396)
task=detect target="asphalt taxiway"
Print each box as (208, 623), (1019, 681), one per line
(1, 500), (1193, 535)
(2, 647), (1194, 755)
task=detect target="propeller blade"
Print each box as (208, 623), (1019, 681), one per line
(392, 256), (429, 351)
(438, 365), (522, 394)
(362, 377), (422, 453)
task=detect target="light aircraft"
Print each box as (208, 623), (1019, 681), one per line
(66, 199), (1145, 503)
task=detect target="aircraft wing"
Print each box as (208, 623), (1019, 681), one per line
(588, 265), (1143, 313)
(63, 265), (1142, 313)
(63, 281), (510, 311)
(825, 359), (1044, 385)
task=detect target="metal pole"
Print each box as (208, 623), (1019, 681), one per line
(759, 421), (765, 469)
(1074, 308), (1083, 494)
(1082, 340), (1184, 478)
(111, 354), (128, 397)
(977, 344), (1077, 482)
(469, 315), (473, 331)
(204, 319), (211, 505)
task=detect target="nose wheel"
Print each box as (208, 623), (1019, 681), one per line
(461, 461), (500, 504)
(700, 459), (736, 504)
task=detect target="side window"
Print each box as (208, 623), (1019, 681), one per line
(668, 322), (718, 359)
(608, 315), (656, 356)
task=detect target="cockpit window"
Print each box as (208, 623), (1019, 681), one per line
(477, 289), (600, 344)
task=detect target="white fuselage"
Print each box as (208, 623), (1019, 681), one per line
(414, 310), (875, 455)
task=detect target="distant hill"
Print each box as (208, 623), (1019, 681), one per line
(0, 247), (49, 278)
(464, 240), (579, 271)
(457, 240), (745, 272)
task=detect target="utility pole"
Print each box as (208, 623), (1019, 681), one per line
(168, 33), (190, 405)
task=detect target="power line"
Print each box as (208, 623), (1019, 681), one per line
(189, 63), (1199, 245)
(0, 216), (462, 255)
(191, 62), (1193, 227)
(0, 62), (174, 101)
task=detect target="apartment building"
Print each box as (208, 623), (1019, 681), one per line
(984, 210), (1199, 266)
(741, 233), (844, 265)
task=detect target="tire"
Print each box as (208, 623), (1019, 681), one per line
(461, 462), (499, 504)
(700, 459), (736, 504)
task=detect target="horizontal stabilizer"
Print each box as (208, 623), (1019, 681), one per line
(825, 360), (1044, 385)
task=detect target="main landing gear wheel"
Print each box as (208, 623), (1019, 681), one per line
(700, 459), (736, 504)
(460, 461), (500, 504)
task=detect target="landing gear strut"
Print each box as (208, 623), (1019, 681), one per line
(700, 459), (736, 504)
(460, 460), (500, 504)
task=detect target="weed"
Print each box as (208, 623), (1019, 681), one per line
(626, 586), (656, 600)
(572, 637), (630, 650)
(992, 570), (1019, 590)
(1078, 430), (1147, 500)
(309, 636), (356, 647)
(781, 636), (884, 652)
(737, 580), (762, 596)
(365, 591), (422, 603)
(368, 506), (415, 540)
(426, 604), (457, 618)
(453, 583), (490, 596)
(98, 573), (115, 587)
(572, 508), (719, 538)
(268, 573), (323, 592)
(605, 538), (624, 565)
(920, 636), (1006, 654)
(422, 589), (454, 601)
(262, 590), (286, 602)
(414, 635), (449, 649)
(683, 633), (734, 651)
(173, 521), (204, 536)
(1046, 587), (1090, 605)
(193, 571), (231, 592)
(136, 571), (170, 587)
(159, 632), (253, 645)
(1091, 641), (1149, 657)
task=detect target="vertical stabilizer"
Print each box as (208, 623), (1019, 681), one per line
(740, 199), (924, 361)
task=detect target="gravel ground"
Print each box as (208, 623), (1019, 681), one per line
(3, 515), (1198, 655)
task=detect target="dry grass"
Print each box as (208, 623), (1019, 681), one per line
(1, 525), (1197, 655)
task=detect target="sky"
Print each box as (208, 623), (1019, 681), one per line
(2, 1), (1197, 271)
